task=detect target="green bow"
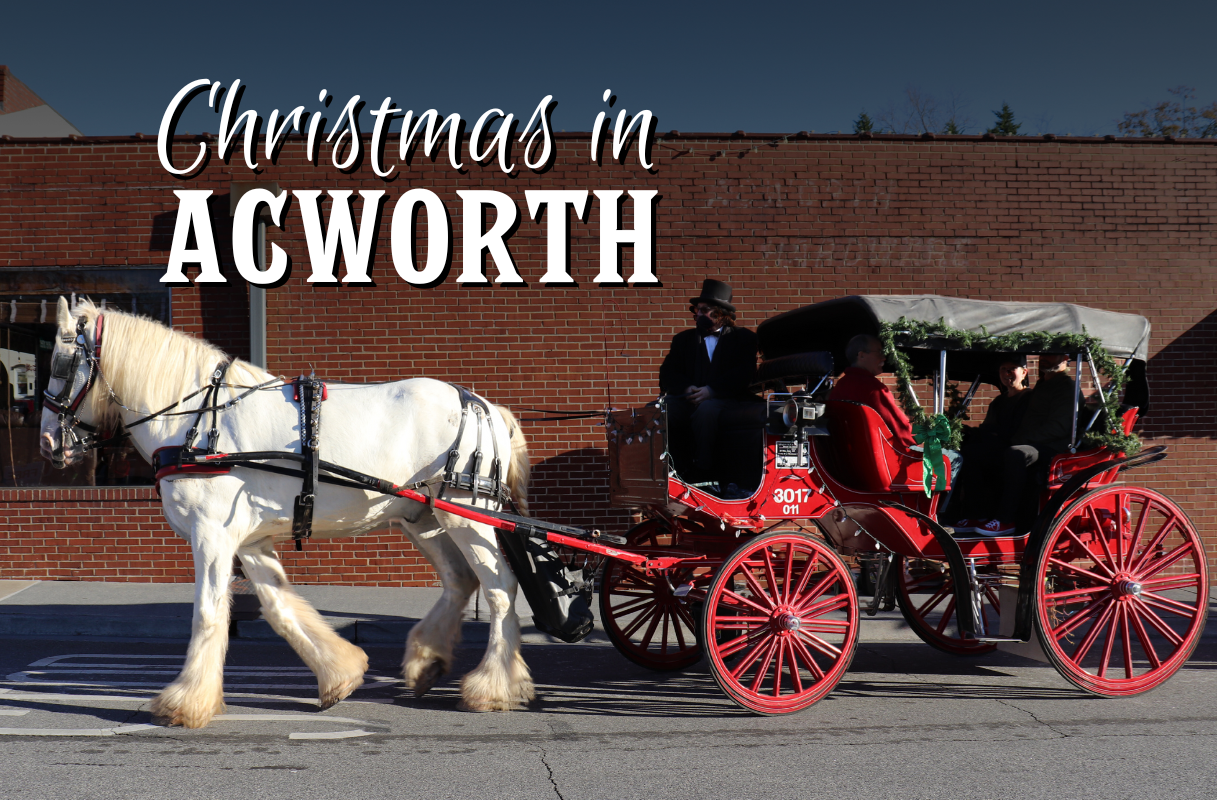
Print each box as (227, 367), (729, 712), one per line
(913, 413), (952, 497)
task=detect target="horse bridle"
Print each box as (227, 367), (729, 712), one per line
(42, 314), (105, 468)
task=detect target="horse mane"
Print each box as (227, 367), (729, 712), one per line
(71, 299), (272, 428)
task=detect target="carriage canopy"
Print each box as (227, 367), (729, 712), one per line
(757, 294), (1151, 404)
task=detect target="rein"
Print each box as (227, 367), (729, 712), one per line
(43, 312), (281, 462)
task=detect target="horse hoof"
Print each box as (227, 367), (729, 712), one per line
(456, 697), (521, 713)
(413, 661), (447, 698)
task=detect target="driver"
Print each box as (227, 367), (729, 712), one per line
(659, 279), (758, 483)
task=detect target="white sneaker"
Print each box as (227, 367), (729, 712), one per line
(974, 519), (1015, 536)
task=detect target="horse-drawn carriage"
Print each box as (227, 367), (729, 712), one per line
(39, 294), (1208, 725)
(592, 295), (1207, 712)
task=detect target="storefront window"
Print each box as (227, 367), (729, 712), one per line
(0, 267), (170, 487)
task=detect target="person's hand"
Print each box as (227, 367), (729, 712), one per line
(687, 386), (714, 404)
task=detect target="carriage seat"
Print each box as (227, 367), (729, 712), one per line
(825, 400), (950, 494)
(1044, 406), (1139, 491)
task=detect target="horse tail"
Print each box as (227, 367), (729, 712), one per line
(495, 405), (531, 517)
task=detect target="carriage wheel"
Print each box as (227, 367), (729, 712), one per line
(702, 531), (859, 714)
(599, 519), (708, 671)
(895, 556), (999, 656)
(1034, 486), (1208, 697)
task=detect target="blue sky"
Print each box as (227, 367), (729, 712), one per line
(4, 1), (1215, 137)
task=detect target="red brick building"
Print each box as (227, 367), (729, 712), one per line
(1, 129), (1215, 584)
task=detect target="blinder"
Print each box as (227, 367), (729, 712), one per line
(42, 315), (103, 467)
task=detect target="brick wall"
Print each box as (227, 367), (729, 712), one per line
(1, 131), (1215, 584)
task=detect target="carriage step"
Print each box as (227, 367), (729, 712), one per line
(972, 636), (1024, 643)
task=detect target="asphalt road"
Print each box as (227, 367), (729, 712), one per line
(1, 626), (1215, 800)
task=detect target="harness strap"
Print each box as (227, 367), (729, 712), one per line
(291, 375), (324, 550)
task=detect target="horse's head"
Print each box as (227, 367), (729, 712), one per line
(40, 296), (103, 468)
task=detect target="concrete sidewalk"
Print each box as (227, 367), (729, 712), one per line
(0, 579), (930, 644)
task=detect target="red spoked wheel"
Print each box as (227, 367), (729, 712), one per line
(896, 556), (999, 656)
(702, 531), (859, 714)
(599, 519), (711, 671)
(1035, 486), (1208, 697)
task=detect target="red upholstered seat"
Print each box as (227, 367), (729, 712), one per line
(825, 400), (950, 494)
(1045, 407), (1139, 491)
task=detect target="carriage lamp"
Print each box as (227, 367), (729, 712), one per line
(782, 399), (799, 428)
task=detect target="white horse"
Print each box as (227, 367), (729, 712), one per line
(39, 297), (534, 728)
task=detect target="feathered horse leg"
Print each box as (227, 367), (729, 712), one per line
(150, 521), (235, 728)
(400, 523), (479, 697)
(237, 539), (368, 709)
(438, 513), (534, 712)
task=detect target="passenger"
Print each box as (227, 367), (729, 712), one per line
(952, 356), (1032, 532)
(971, 353), (1075, 536)
(659, 279), (759, 484)
(829, 334), (915, 448)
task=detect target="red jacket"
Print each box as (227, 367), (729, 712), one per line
(829, 367), (916, 448)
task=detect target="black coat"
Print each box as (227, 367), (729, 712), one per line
(659, 326), (759, 400)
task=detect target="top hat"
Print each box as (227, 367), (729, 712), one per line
(690, 279), (735, 313)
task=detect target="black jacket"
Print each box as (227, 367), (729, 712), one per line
(1012, 370), (1075, 452)
(659, 326), (759, 400)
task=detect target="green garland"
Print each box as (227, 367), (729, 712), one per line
(877, 317), (1141, 455)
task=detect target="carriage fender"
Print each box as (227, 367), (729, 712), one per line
(1011, 446), (1168, 642)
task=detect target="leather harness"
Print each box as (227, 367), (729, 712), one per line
(44, 320), (510, 550)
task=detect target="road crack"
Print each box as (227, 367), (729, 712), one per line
(538, 747), (564, 800)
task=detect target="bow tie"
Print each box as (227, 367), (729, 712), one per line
(704, 330), (722, 338)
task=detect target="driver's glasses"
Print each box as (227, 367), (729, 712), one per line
(695, 305), (725, 319)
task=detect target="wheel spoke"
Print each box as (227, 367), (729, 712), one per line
(1120, 605), (1135, 680)
(1115, 492), (1127, 571)
(904, 570), (946, 592)
(1048, 557), (1112, 586)
(781, 542), (796, 605)
(1135, 539), (1199, 582)
(748, 638), (779, 693)
(793, 571), (844, 614)
(609, 595), (658, 617)
(1072, 599), (1117, 664)
(670, 607), (688, 650)
(789, 634), (825, 681)
(721, 587), (773, 616)
(1139, 591), (1201, 619)
(935, 596), (958, 634)
(1062, 524), (1116, 578)
(796, 631), (844, 659)
(1052, 595), (1111, 639)
(1140, 573), (1202, 593)
(1128, 512), (1179, 575)
(771, 638), (785, 697)
(714, 615), (772, 626)
(732, 634), (776, 681)
(761, 546), (782, 603)
(1095, 603), (1121, 679)
(1046, 584), (1115, 603)
(621, 604), (660, 639)
(621, 565), (658, 587)
(915, 583), (953, 617)
(783, 640), (804, 694)
(1124, 498), (1151, 572)
(802, 618), (851, 633)
(673, 602), (698, 633)
(741, 563), (778, 610)
(1130, 597), (1185, 647)
(637, 605), (665, 649)
(787, 552), (819, 606)
(1127, 604), (1162, 670)
(1085, 505), (1120, 576)
(798, 592), (851, 621)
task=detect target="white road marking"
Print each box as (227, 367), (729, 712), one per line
(215, 714), (367, 724)
(289, 729), (373, 740)
(0, 709), (30, 716)
(0, 723), (159, 737)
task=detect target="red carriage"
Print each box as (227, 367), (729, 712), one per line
(579, 295), (1208, 713)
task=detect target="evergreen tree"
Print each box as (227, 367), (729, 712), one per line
(943, 119), (962, 134)
(986, 103), (1021, 135)
(853, 111), (874, 134)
